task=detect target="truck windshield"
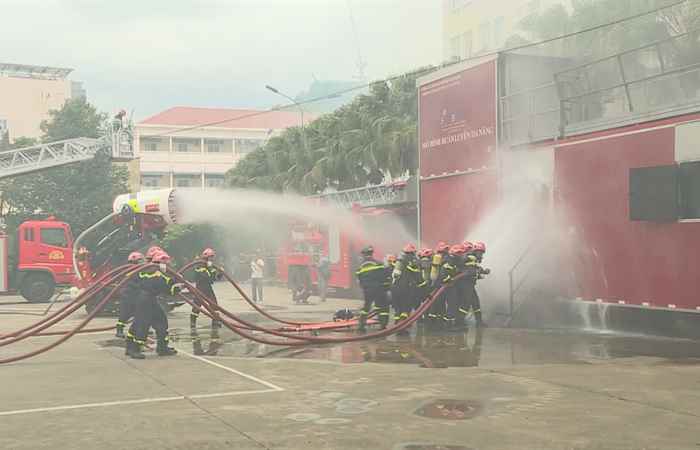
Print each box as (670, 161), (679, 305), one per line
(40, 228), (68, 248)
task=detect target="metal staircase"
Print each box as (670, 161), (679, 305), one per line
(0, 123), (134, 179)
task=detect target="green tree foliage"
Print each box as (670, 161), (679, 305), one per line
(226, 69), (429, 195)
(0, 98), (129, 236)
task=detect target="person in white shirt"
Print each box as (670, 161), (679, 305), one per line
(250, 252), (265, 303)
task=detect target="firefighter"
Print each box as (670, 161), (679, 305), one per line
(452, 253), (480, 330)
(115, 251), (144, 338)
(467, 241), (490, 327)
(125, 251), (179, 359)
(391, 244), (421, 331)
(427, 242), (450, 327)
(416, 248), (434, 313)
(355, 246), (391, 332)
(444, 244), (470, 330)
(190, 248), (223, 331)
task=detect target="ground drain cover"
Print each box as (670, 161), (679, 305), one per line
(414, 399), (482, 420)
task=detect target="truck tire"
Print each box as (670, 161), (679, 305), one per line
(20, 273), (55, 303)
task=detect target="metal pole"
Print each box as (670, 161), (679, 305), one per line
(509, 270), (514, 325)
(266, 85), (306, 149)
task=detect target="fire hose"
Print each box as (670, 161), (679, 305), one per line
(167, 263), (457, 346)
(0, 264), (134, 341)
(0, 259), (465, 362)
(0, 264), (148, 364)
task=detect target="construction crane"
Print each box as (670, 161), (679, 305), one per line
(0, 121), (134, 179)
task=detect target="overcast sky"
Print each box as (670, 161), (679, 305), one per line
(1, 0), (442, 119)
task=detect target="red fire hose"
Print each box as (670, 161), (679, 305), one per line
(0, 258), (464, 363)
(0, 264), (134, 341)
(0, 265), (146, 364)
(167, 264), (456, 346)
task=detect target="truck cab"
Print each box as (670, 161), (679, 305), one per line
(16, 217), (75, 302)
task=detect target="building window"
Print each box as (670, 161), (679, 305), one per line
(174, 174), (200, 188)
(679, 161), (700, 220)
(141, 138), (162, 152)
(141, 173), (165, 189)
(628, 162), (700, 222)
(235, 138), (263, 155)
(479, 21), (492, 51)
(23, 227), (34, 242)
(450, 0), (470, 11)
(450, 35), (463, 60)
(173, 138), (200, 153)
(206, 140), (223, 153)
(493, 17), (505, 48)
(462, 31), (473, 59)
(205, 174), (225, 188)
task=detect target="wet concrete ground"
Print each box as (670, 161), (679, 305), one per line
(0, 282), (699, 450)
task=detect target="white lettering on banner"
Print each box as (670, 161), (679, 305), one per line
(421, 126), (495, 151)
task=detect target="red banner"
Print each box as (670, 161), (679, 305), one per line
(419, 59), (497, 177)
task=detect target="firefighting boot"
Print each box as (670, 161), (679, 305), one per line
(379, 311), (390, 330)
(126, 339), (145, 360)
(190, 313), (198, 330)
(358, 313), (368, 332)
(115, 322), (125, 338)
(156, 336), (178, 356)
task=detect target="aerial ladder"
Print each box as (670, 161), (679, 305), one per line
(0, 119), (135, 179)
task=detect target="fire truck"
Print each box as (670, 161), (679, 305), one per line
(277, 179), (417, 298)
(416, 25), (700, 336)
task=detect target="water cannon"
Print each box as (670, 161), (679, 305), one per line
(112, 188), (178, 224)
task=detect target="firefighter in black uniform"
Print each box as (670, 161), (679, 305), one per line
(467, 241), (490, 327)
(444, 244), (469, 330)
(452, 251), (480, 330)
(432, 244), (463, 330)
(190, 247), (223, 331)
(125, 251), (179, 359)
(415, 248), (434, 322)
(115, 251), (145, 338)
(427, 242), (450, 327)
(356, 246), (391, 332)
(391, 244), (421, 331)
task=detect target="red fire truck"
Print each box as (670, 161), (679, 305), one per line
(277, 180), (417, 297)
(3, 189), (178, 305)
(416, 28), (700, 335)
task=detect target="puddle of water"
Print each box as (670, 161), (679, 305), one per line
(148, 326), (700, 369)
(414, 399), (483, 420)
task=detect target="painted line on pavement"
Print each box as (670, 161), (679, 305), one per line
(178, 349), (285, 392)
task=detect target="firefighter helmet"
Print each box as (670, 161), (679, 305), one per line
(473, 242), (486, 252)
(146, 246), (163, 260)
(463, 241), (475, 253)
(127, 251), (144, 263)
(449, 244), (465, 255)
(402, 243), (417, 253)
(419, 248), (434, 258)
(436, 241), (450, 253)
(202, 248), (216, 258)
(152, 251), (171, 264)
(360, 246), (374, 256)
